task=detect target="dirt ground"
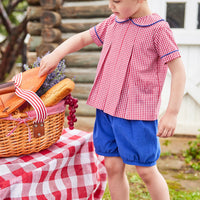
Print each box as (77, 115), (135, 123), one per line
(75, 120), (200, 192)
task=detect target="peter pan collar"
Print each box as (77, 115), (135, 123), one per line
(115, 13), (164, 27)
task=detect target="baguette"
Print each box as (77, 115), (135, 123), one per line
(21, 78), (75, 113)
(40, 78), (75, 107)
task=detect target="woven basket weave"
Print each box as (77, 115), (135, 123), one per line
(0, 103), (66, 157)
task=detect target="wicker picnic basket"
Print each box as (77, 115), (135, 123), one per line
(0, 101), (66, 157)
(0, 68), (75, 157)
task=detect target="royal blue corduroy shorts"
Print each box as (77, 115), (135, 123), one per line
(93, 109), (160, 167)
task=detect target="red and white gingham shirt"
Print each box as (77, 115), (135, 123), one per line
(87, 13), (181, 120)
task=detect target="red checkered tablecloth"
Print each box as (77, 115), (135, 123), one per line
(0, 129), (107, 200)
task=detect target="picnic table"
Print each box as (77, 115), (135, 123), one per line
(0, 128), (107, 200)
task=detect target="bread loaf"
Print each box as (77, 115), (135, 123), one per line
(20, 78), (75, 113)
(40, 78), (75, 107)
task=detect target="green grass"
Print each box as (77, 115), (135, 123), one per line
(173, 173), (199, 181)
(102, 172), (200, 200)
(160, 151), (172, 157)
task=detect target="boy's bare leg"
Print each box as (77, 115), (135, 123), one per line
(104, 157), (129, 200)
(136, 165), (170, 200)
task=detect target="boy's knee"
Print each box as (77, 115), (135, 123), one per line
(104, 157), (125, 176)
(136, 165), (157, 183)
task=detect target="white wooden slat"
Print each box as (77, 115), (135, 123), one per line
(148, 0), (163, 15)
(187, 46), (200, 83)
(173, 31), (200, 45)
(159, 73), (171, 116)
(185, 1), (198, 30)
(185, 79), (200, 105)
(178, 46), (189, 75)
(175, 94), (200, 135)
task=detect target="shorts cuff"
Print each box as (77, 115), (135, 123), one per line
(95, 150), (120, 157)
(122, 157), (158, 167)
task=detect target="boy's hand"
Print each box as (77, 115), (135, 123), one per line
(157, 112), (177, 138)
(39, 53), (60, 77)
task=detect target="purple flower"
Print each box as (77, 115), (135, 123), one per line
(23, 53), (67, 96)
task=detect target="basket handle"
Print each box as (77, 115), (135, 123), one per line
(0, 81), (15, 95)
(12, 73), (47, 123)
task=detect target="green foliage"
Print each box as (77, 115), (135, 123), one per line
(183, 134), (200, 171)
(162, 139), (172, 147)
(0, 0), (28, 36)
(160, 151), (172, 157)
(0, 25), (7, 36)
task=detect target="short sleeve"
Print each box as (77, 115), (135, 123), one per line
(154, 24), (181, 64)
(89, 15), (115, 47)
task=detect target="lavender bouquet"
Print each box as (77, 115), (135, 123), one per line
(23, 54), (66, 96)
(23, 54), (78, 130)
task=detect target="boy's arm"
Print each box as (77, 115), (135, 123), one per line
(157, 57), (186, 137)
(39, 30), (93, 77)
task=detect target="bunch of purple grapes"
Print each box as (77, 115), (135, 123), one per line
(65, 94), (78, 130)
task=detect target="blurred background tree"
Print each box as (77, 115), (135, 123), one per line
(0, 0), (28, 81)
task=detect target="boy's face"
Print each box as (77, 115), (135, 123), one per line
(109, 0), (142, 19)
